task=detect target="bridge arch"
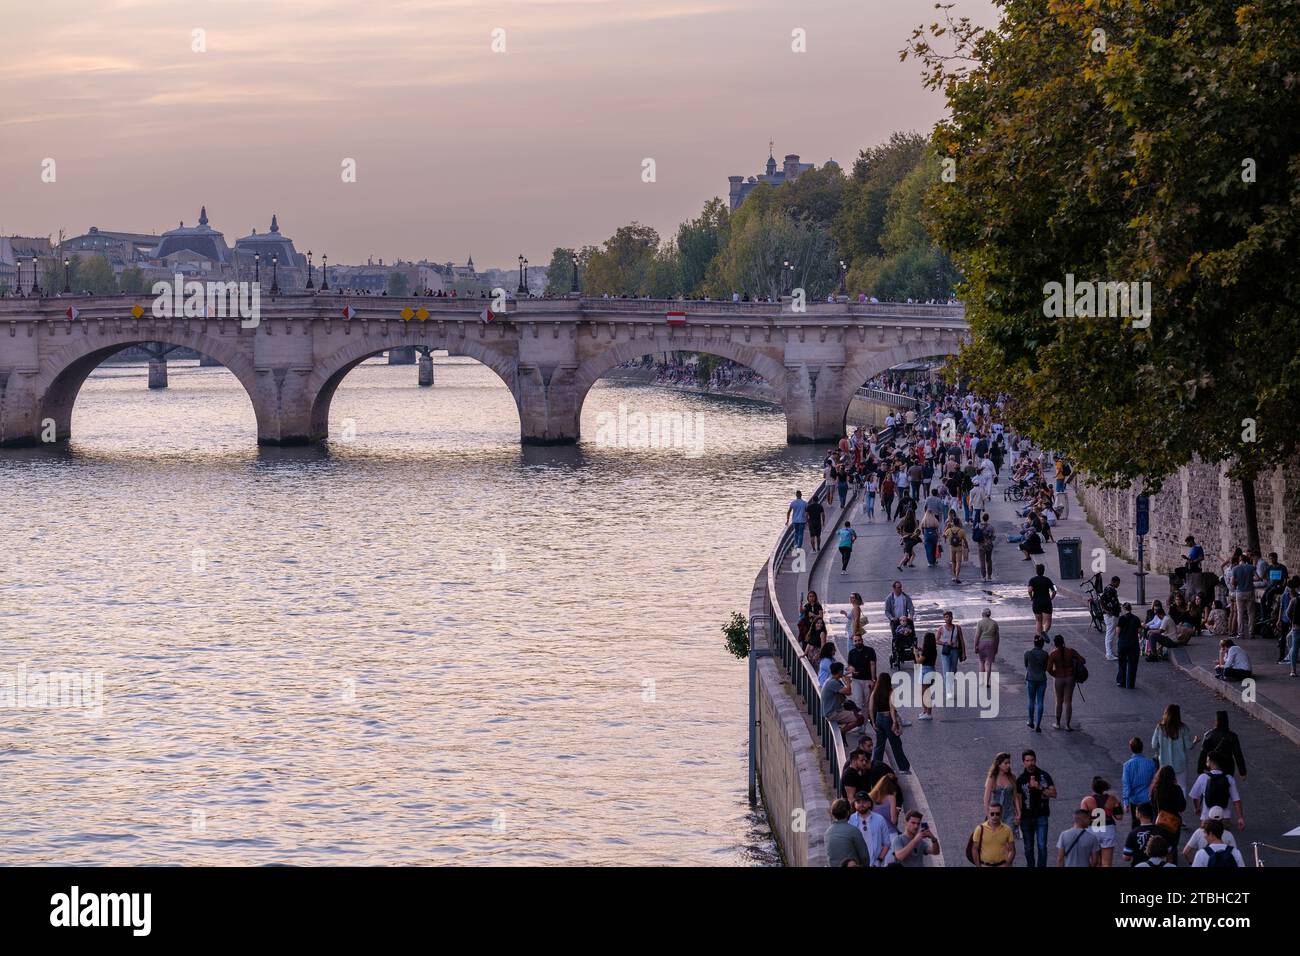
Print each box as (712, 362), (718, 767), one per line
(571, 338), (788, 441)
(833, 337), (968, 431)
(307, 333), (519, 441)
(29, 331), (262, 444)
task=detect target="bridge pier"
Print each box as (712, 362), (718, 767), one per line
(417, 348), (434, 387)
(783, 363), (844, 443)
(518, 365), (579, 444)
(148, 357), (168, 390)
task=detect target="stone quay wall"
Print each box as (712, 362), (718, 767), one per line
(1077, 457), (1299, 575)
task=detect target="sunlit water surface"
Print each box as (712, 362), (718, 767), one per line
(0, 358), (822, 865)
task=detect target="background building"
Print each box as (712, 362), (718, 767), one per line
(728, 147), (833, 210)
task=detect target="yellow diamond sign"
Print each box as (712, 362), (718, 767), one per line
(131, 304), (144, 319)
(400, 307), (414, 321)
(415, 307), (429, 322)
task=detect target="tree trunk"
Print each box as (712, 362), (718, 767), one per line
(1241, 477), (1261, 556)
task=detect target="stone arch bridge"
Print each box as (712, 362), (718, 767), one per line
(0, 295), (967, 446)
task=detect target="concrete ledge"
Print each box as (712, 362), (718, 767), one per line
(1169, 647), (1300, 747)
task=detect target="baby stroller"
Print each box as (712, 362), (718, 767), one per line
(890, 618), (917, 669)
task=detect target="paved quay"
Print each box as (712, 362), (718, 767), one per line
(792, 477), (1300, 866)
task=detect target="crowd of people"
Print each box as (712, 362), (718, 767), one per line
(777, 386), (1279, 867)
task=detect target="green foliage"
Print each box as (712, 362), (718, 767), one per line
(544, 246), (579, 295)
(707, 204), (837, 300)
(722, 610), (749, 659)
(583, 223), (666, 296)
(386, 271), (410, 296)
(775, 163), (847, 226)
(48, 254), (116, 295)
(118, 266), (149, 294)
(906, 0), (1300, 489)
(832, 131), (928, 264)
(676, 198), (729, 296)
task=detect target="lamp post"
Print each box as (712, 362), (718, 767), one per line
(271, 254), (280, 294)
(63, 258), (71, 294)
(523, 257), (529, 295)
(306, 250), (314, 290)
(838, 259), (847, 296)
(254, 253), (261, 284)
(781, 259), (789, 296)
(31, 257), (41, 296)
(517, 254), (526, 294)
(321, 254), (329, 291)
(571, 253), (579, 294)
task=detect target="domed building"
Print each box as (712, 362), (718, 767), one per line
(151, 207), (232, 273)
(234, 215), (307, 288)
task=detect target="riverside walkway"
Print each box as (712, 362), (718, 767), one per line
(768, 428), (1300, 866)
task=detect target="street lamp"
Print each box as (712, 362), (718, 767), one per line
(31, 257), (41, 295)
(254, 253), (261, 284)
(838, 259), (847, 296)
(523, 257), (529, 295)
(63, 258), (71, 294)
(517, 254), (526, 294)
(321, 254), (329, 291)
(571, 253), (580, 294)
(781, 259), (789, 296)
(306, 250), (314, 290)
(271, 254), (280, 294)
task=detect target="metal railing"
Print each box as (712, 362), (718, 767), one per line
(853, 386), (922, 409)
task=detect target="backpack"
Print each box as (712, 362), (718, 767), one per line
(1204, 773), (1232, 809)
(1072, 652), (1089, 684)
(1204, 846), (1239, 868)
(971, 524), (985, 544)
(1062, 461), (1073, 478)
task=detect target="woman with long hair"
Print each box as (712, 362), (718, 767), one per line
(982, 752), (1021, 831)
(1149, 764), (1187, 861)
(868, 772), (901, 833)
(1081, 776), (1124, 867)
(1151, 703), (1200, 792)
(915, 631), (938, 720)
(867, 673), (911, 774)
(946, 513), (967, 584)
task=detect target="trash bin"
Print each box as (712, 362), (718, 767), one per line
(1057, 537), (1083, 579)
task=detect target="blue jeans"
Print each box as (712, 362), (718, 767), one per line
(963, 494), (972, 523)
(1021, 816), (1049, 868)
(792, 522), (805, 549)
(873, 712), (911, 772)
(923, 527), (939, 565)
(1026, 679), (1046, 727)
(865, 492), (875, 518)
(838, 484), (848, 508)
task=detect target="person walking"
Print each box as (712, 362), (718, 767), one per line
(1197, 710), (1247, 780)
(1024, 635), (1049, 732)
(920, 506), (941, 567)
(1101, 575), (1122, 661)
(1115, 602), (1142, 689)
(968, 804), (1016, 867)
(1189, 752), (1246, 834)
(1121, 737), (1158, 825)
(862, 471), (879, 521)
(805, 494), (825, 553)
(1151, 703), (1200, 793)
(836, 466), (850, 509)
(837, 521), (858, 574)
(881, 472), (897, 521)
(946, 514), (968, 584)
(983, 752), (1022, 834)
(1080, 776), (1124, 867)
(867, 673), (911, 774)
(1148, 764), (1188, 857)
(1028, 564), (1057, 636)
(974, 608), (999, 692)
(1016, 749), (1057, 867)
(936, 610), (966, 703)
(1056, 809), (1101, 867)
(974, 513), (995, 581)
(787, 490), (808, 550)
(1046, 634), (1083, 731)
(915, 630), (938, 720)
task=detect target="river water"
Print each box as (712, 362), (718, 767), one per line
(0, 357), (822, 865)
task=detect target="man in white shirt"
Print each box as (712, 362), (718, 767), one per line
(848, 791), (892, 866)
(1188, 753), (1245, 830)
(1182, 806), (1239, 864)
(1215, 639), (1253, 682)
(1191, 819), (1246, 867)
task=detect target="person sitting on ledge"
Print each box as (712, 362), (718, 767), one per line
(1215, 640), (1253, 683)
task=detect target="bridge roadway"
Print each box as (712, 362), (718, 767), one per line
(0, 294), (966, 447)
(792, 479), (1300, 866)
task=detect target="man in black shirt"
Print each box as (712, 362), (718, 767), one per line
(805, 496), (825, 553)
(839, 749), (873, 801)
(1116, 602), (1143, 689)
(1122, 803), (1161, 866)
(1016, 749), (1057, 868)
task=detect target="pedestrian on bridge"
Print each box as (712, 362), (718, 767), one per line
(837, 522), (858, 573)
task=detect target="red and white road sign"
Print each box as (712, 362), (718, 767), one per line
(341, 306), (357, 319)
(65, 307), (80, 320)
(665, 311), (687, 325)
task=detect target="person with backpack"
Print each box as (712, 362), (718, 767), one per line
(1045, 634), (1084, 731)
(1080, 776), (1124, 867)
(1190, 818), (1245, 867)
(1189, 752), (1245, 833)
(1182, 806), (1240, 864)
(1134, 834), (1173, 867)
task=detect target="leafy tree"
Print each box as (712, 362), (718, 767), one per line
(386, 271), (410, 296)
(906, 0), (1300, 551)
(675, 198), (729, 296)
(774, 163), (847, 226)
(119, 266), (149, 294)
(832, 131), (928, 265)
(707, 206), (837, 300)
(583, 223), (662, 296)
(51, 254), (116, 295)
(544, 246), (580, 295)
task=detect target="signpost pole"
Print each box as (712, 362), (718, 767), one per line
(1135, 494), (1149, 606)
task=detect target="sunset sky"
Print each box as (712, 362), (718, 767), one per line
(2, 0), (996, 269)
